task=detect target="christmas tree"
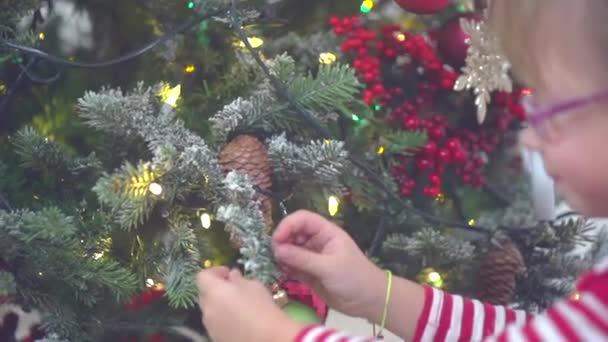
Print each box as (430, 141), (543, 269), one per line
(1, 0), (605, 341)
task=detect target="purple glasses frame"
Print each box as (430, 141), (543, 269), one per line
(521, 90), (608, 137)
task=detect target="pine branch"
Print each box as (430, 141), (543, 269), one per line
(0, 271), (16, 297)
(94, 162), (160, 231)
(383, 130), (428, 155)
(12, 127), (102, 181)
(216, 172), (278, 286)
(290, 62), (362, 115)
(383, 228), (475, 265)
(164, 216), (201, 309)
(267, 134), (348, 194)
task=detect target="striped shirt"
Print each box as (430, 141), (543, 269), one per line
(295, 257), (608, 342)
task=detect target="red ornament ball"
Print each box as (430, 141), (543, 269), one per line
(394, 0), (450, 14)
(437, 13), (482, 69)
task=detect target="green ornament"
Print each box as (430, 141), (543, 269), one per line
(282, 301), (322, 325)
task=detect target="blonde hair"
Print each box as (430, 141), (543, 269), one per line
(488, 0), (608, 88)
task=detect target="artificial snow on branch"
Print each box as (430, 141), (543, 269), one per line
(216, 171), (278, 286)
(267, 134), (348, 194)
(384, 227), (475, 264)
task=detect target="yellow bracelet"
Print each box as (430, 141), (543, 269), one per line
(376, 270), (393, 338)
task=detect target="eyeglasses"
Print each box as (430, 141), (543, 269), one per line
(520, 90), (608, 139)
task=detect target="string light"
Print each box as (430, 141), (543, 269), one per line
(38, 272), (43, 276)
(521, 88), (533, 96)
(200, 212), (212, 229)
(428, 272), (441, 283)
(468, 219), (476, 226)
(360, 0), (374, 13)
(377, 146), (385, 155)
(374, 104), (382, 111)
(203, 260), (213, 268)
(38, 32), (46, 40)
(351, 114), (361, 122)
(394, 32), (407, 42)
(158, 84), (182, 108)
(237, 37), (264, 49)
(93, 252), (104, 260)
(325, 139), (331, 145)
(435, 193), (446, 203)
(319, 52), (337, 64)
(427, 271), (444, 288)
(571, 291), (581, 301)
(0, 83), (7, 94)
(149, 182), (163, 196)
(184, 64), (196, 73)
(328, 196), (340, 217)
(146, 278), (156, 287)
(188, 1), (195, 9)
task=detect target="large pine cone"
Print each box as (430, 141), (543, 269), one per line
(477, 239), (525, 305)
(219, 135), (273, 231)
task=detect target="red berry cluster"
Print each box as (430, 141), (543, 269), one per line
(329, 17), (459, 107)
(330, 16), (527, 198)
(124, 288), (165, 312)
(122, 288), (167, 342)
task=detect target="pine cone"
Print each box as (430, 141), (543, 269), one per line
(219, 135), (273, 242)
(477, 239), (525, 305)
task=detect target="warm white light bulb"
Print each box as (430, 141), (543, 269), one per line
(328, 196), (340, 217)
(149, 182), (163, 196)
(200, 212), (212, 229)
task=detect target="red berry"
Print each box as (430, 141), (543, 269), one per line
(428, 127), (444, 140)
(334, 26), (345, 35)
(148, 334), (166, 342)
(446, 138), (461, 152)
(462, 174), (472, 184)
(403, 116), (420, 130)
(372, 83), (384, 94)
(353, 59), (364, 70)
(416, 158), (433, 170)
(140, 290), (154, 305)
(404, 179), (416, 189)
(376, 41), (386, 50)
(429, 174), (441, 186)
(329, 16), (340, 27)
(384, 48), (397, 58)
(452, 149), (467, 163)
(341, 17), (352, 27)
(423, 141), (438, 156)
(423, 186), (441, 197)
(364, 72), (376, 82)
(357, 47), (369, 57)
(401, 187), (413, 197)
(437, 149), (451, 163)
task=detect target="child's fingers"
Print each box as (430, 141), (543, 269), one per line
(273, 210), (327, 244)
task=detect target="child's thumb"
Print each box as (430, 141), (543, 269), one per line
(274, 244), (323, 276)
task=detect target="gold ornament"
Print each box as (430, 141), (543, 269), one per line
(273, 289), (289, 308)
(477, 239), (525, 305)
(454, 15), (512, 124)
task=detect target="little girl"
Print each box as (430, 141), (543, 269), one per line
(196, 0), (608, 341)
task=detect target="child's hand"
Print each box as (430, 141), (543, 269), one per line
(197, 267), (302, 342)
(273, 210), (387, 321)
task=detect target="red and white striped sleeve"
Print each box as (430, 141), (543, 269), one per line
(295, 257), (608, 342)
(294, 325), (376, 342)
(485, 257), (608, 342)
(412, 286), (530, 341)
